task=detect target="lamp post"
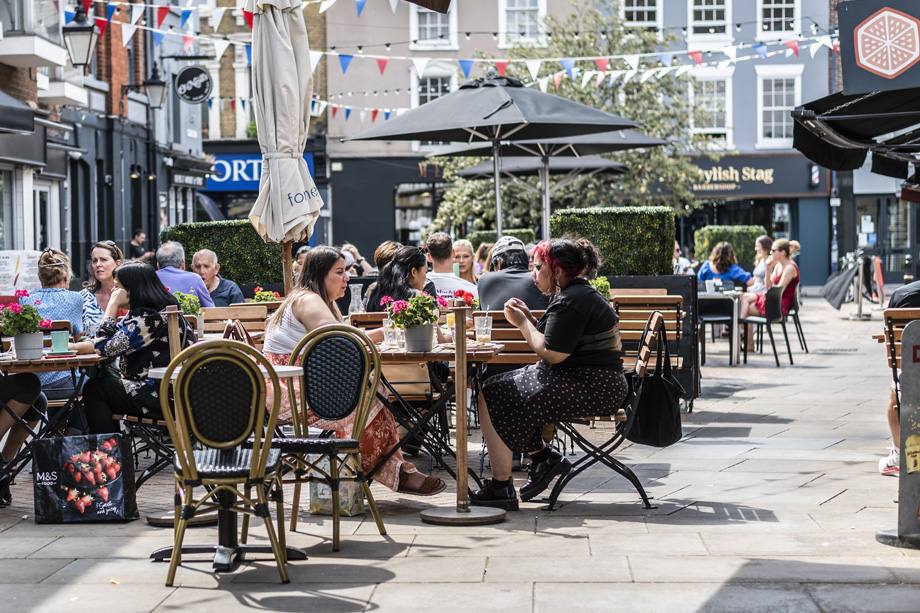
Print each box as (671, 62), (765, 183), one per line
(62, 3), (100, 67)
(123, 64), (169, 110)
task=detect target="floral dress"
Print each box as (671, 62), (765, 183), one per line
(79, 289), (105, 338)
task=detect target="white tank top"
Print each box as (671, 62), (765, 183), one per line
(262, 305), (309, 356)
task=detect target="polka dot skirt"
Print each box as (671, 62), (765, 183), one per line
(482, 361), (628, 453)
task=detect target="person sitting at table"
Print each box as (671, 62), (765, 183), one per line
(365, 246), (447, 334)
(80, 241), (124, 338)
(750, 235), (774, 295)
(738, 238), (801, 351)
(363, 241), (437, 308)
(79, 261), (195, 434)
(262, 246), (446, 497)
(191, 249), (245, 307)
(0, 373), (46, 507)
(155, 241), (215, 308)
(453, 239), (478, 285)
(470, 237), (628, 511)
(19, 248), (85, 401)
(697, 241), (754, 289)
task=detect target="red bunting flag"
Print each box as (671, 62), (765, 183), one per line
(157, 6), (169, 28)
(96, 17), (108, 37)
(183, 35), (195, 52)
(594, 58), (609, 73)
(230, 98), (236, 112)
(82, 0), (92, 15)
(332, 105), (338, 118)
(371, 109), (378, 123)
(783, 40), (799, 56)
(553, 72), (563, 90)
(376, 57), (389, 75)
(494, 60), (509, 77)
(243, 9), (253, 30)
(688, 51), (703, 65)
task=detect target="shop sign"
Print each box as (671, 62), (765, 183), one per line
(204, 152), (315, 191)
(689, 156), (827, 198)
(839, 0), (920, 94)
(174, 66), (212, 104)
(171, 170), (206, 188)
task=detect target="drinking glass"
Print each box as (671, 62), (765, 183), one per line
(705, 280), (716, 294)
(382, 317), (397, 347)
(474, 315), (492, 343)
(394, 327), (406, 350)
(50, 330), (70, 352)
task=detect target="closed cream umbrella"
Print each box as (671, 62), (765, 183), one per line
(247, 0), (323, 294)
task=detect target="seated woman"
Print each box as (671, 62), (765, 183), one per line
(739, 238), (801, 349)
(750, 235), (774, 295)
(0, 373), (45, 506)
(80, 241), (124, 338)
(470, 238), (628, 511)
(80, 261), (195, 434)
(697, 241), (754, 289)
(262, 246), (446, 497)
(365, 245), (445, 328)
(21, 248), (85, 400)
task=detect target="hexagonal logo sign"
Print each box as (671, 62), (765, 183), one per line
(854, 8), (920, 79)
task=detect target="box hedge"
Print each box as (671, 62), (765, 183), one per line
(160, 220), (284, 286)
(466, 229), (536, 252)
(694, 225), (768, 265)
(550, 207), (674, 276)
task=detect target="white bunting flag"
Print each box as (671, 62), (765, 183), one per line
(359, 110), (367, 123)
(213, 38), (231, 60)
(818, 36), (833, 49)
(721, 46), (737, 62)
(655, 66), (675, 80)
(319, 0), (337, 13)
(639, 69), (656, 83)
(623, 55), (640, 71)
(389, 0), (398, 13)
(309, 50), (324, 72)
(412, 57), (429, 76)
(675, 64), (693, 77)
(809, 41), (824, 59)
(538, 76), (550, 92)
(717, 60), (732, 70)
(525, 59), (542, 81)
(121, 23), (138, 47)
(212, 7), (226, 28)
(622, 69), (638, 83)
(607, 71), (624, 87)
(130, 4), (144, 25)
(580, 70), (594, 88)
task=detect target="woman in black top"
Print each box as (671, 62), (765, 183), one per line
(471, 238), (627, 511)
(80, 261), (195, 434)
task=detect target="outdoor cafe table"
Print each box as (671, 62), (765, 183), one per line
(698, 290), (742, 366)
(147, 362), (307, 572)
(0, 353), (104, 483)
(378, 306), (506, 525)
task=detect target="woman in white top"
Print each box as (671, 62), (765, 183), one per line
(750, 235), (773, 295)
(262, 246), (446, 497)
(79, 241), (124, 337)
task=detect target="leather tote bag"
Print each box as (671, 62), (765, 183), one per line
(625, 318), (685, 447)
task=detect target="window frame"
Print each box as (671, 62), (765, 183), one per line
(498, 0), (547, 49)
(409, 61), (458, 153)
(686, 0), (733, 48)
(755, 64), (804, 149)
(409, 3), (458, 51)
(755, 0), (801, 42)
(689, 67), (734, 148)
(620, 0), (663, 30)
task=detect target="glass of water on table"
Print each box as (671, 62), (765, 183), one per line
(474, 315), (492, 343)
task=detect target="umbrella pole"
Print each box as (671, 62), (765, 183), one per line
(493, 139), (502, 238)
(282, 241), (293, 297)
(540, 155), (551, 241)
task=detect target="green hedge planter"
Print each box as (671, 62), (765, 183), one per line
(466, 229), (536, 252)
(550, 207), (674, 276)
(160, 220), (284, 286)
(694, 225), (768, 265)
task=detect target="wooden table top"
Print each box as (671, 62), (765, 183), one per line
(376, 342), (503, 363)
(0, 353), (104, 373)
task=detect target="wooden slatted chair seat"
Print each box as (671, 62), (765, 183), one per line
(609, 295), (684, 370)
(881, 308), (920, 409)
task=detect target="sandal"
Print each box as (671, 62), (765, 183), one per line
(397, 472), (447, 497)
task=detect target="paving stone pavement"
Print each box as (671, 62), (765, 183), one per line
(1, 294), (917, 612)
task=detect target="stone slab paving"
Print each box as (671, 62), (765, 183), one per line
(1, 297), (918, 611)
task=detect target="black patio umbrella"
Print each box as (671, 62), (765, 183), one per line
(345, 74), (638, 236)
(433, 130), (664, 239)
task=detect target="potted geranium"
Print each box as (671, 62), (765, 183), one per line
(252, 286), (282, 303)
(173, 290), (203, 334)
(1, 290), (52, 359)
(380, 293), (447, 352)
(453, 289), (480, 309)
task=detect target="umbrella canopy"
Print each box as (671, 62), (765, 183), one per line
(346, 75), (637, 236)
(432, 129), (665, 159)
(248, 0), (324, 251)
(455, 156), (627, 179)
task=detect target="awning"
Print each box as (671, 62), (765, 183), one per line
(0, 90), (34, 134)
(792, 87), (920, 178)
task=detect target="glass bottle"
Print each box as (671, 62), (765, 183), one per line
(348, 283), (365, 315)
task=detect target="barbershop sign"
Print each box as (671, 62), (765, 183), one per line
(839, 0), (920, 94)
(174, 66), (212, 104)
(203, 152), (316, 191)
(689, 155), (827, 198)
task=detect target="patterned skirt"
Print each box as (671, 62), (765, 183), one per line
(482, 360), (628, 453)
(264, 351), (418, 491)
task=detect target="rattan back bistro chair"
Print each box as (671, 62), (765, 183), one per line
(276, 324), (387, 552)
(158, 340), (288, 586)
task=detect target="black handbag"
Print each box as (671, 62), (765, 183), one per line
(625, 318), (685, 447)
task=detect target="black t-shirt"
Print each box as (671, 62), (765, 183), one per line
(129, 243), (146, 260)
(478, 268), (549, 311)
(537, 278), (623, 370)
(889, 280), (920, 308)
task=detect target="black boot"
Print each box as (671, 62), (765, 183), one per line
(470, 478), (519, 511)
(520, 449), (571, 502)
(0, 461), (11, 508)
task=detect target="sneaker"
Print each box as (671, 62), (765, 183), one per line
(470, 478), (519, 511)
(879, 447), (899, 476)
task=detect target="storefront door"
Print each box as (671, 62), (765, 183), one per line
(856, 195), (915, 284)
(33, 180), (60, 251)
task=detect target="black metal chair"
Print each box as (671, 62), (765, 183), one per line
(275, 324), (387, 552)
(739, 286), (794, 367)
(156, 340), (289, 586)
(787, 286), (808, 352)
(698, 293), (734, 365)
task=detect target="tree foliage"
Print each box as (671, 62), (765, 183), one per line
(431, 1), (718, 235)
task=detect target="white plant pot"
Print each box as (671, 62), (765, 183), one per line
(403, 324), (433, 352)
(14, 332), (44, 360)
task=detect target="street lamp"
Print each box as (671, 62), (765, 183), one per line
(62, 3), (100, 67)
(123, 64), (169, 110)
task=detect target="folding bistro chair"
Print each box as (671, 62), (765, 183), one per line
(739, 286), (794, 367)
(274, 324), (387, 552)
(546, 311), (662, 511)
(157, 340), (288, 586)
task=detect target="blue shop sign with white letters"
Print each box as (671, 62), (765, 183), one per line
(204, 153), (315, 191)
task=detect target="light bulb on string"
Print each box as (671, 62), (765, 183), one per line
(464, 32), (470, 40)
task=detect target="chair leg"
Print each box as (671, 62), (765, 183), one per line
(273, 477), (287, 564)
(728, 324), (733, 366)
(794, 313), (808, 352)
(781, 321), (794, 365)
(766, 324), (780, 367)
(165, 485), (193, 587)
(240, 485), (251, 544)
(256, 483), (289, 584)
(290, 481), (302, 532)
(699, 324), (706, 366)
(352, 454), (386, 536)
(329, 455), (341, 552)
(742, 326), (748, 364)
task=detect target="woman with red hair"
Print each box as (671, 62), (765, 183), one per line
(470, 237), (628, 511)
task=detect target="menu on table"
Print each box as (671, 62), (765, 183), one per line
(0, 251), (42, 296)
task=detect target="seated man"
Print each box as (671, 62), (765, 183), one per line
(425, 232), (478, 300)
(154, 241), (215, 307)
(192, 249), (244, 307)
(478, 235), (549, 312)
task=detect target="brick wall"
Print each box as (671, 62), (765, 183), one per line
(0, 65), (38, 105)
(95, 3), (132, 116)
(830, 0), (842, 93)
